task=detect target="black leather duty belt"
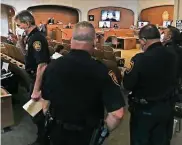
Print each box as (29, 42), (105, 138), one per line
(56, 120), (85, 131)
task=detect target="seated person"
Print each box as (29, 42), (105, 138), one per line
(65, 23), (72, 28)
(102, 22), (108, 28)
(57, 20), (63, 24)
(51, 44), (64, 59)
(113, 24), (118, 29)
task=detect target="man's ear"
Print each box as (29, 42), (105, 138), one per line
(168, 34), (172, 40)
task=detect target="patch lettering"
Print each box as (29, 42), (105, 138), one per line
(33, 41), (41, 51)
(126, 61), (134, 74)
(25, 44), (28, 50)
(108, 70), (120, 86)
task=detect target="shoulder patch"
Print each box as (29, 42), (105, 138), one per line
(108, 70), (120, 86)
(33, 41), (41, 51)
(126, 61), (134, 74)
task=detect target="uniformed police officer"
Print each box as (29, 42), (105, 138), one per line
(123, 24), (178, 145)
(161, 25), (182, 145)
(162, 25), (182, 81)
(41, 21), (125, 145)
(14, 10), (50, 145)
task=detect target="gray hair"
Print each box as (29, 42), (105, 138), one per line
(14, 10), (35, 25)
(72, 21), (95, 42)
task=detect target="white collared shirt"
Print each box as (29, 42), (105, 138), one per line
(51, 52), (63, 59)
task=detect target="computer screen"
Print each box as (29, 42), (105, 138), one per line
(101, 10), (120, 22)
(99, 21), (111, 28)
(138, 21), (149, 28)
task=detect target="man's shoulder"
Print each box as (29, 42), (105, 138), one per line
(131, 52), (144, 61)
(30, 31), (46, 41)
(46, 57), (64, 72)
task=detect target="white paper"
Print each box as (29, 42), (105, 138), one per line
(23, 99), (43, 117)
(2, 62), (9, 72)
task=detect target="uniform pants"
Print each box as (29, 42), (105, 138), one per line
(130, 101), (172, 145)
(49, 125), (94, 145)
(29, 82), (46, 144)
(166, 103), (175, 145)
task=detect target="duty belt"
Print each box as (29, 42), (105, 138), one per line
(56, 120), (85, 131)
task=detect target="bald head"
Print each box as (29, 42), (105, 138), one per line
(71, 21), (96, 54)
(72, 21), (96, 42)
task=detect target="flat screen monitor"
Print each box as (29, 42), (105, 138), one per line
(163, 21), (172, 28)
(101, 10), (120, 22)
(99, 21), (111, 28)
(138, 21), (149, 28)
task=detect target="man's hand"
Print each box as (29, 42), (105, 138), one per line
(31, 90), (42, 101)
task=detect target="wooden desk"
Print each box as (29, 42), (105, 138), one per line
(47, 27), (135, 43)
(108, 36), (136, 50)
(1, 88), (14, 129)
(117, 37), (136, 50)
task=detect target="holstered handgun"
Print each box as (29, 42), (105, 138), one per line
(128, 92), (136, 113)
(43, 110), (54, 145)
(89, 120), (109, 145)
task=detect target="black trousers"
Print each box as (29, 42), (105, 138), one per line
(49, 125), (94, 145)
(29, 82), (46, 144)
(130, 101), (172, 145)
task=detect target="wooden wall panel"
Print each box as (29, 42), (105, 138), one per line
(88, 7), (134, 29)
(140, 5), (174, 26)
(28, 5), (79, 25)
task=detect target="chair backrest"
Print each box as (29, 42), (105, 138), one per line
(101, 59), (122, 84)
(48, 46), (55, 56)
(103, 51), (116, 62)
(61, 49), (70, 56)
(62, 43), (71, 50)
(114, 51), (121, 57)
(62, 39), (71, 44)
(93, 49), (104, 59)
(104, 46), (113, 52)
(3, 43), (25, 63)
(1, 54), (30, 91)
(0, 36), (7, 43)
(96, 43), (104, 50)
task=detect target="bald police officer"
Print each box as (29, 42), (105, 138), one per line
(123, 24), (178, 145)
(41, 21), (125, 145)
(14, 10), (50, 145)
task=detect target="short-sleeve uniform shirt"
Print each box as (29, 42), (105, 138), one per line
(42, 49), (125, 124)
(25, 27), (50, 74)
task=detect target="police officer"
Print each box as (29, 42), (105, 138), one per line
(162, 25), (182, 81)
(41, 21), (125, 145)
(123, 24), (178, 145)
(161, 25), (182, 145)
(14, 10), (50, 145)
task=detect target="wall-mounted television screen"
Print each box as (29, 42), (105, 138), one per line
(101, 10), (120, 22)
(99, 21), (111, 28)
(138, 21), (149, 28)
(163, 21), (172, 28)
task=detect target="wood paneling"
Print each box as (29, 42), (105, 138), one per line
(140, 5), (174, 26)
(88, 7), (134, 29)
(27, 5), (79, 25)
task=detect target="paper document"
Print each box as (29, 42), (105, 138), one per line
(2, 62), (9, 72)
(23, 99), (43, 117)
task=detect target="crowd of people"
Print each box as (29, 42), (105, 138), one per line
(2, 9), (182, 145)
